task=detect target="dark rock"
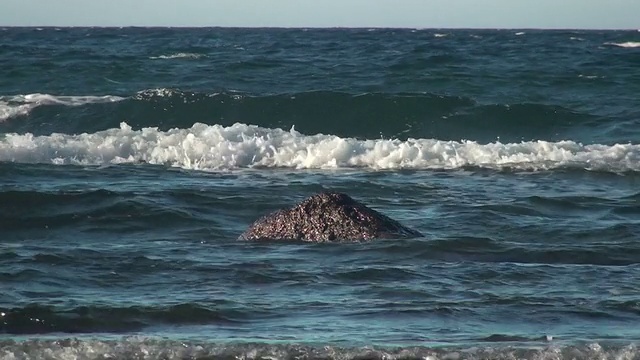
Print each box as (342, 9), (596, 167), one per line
(239, 192), (422, 242)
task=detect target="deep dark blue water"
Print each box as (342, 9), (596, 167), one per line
(1, 27), (640, 359)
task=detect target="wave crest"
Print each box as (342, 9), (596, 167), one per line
(1, 122), (639, 172)
(0, 93), (125, 122)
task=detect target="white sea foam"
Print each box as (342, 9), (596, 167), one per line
(1, 122), (639, 173)
(149, 52), (206, 60)
(605, 41), (640, 48)
(0, 93), (125, 122)
(134, 88), (181, 98)
(0, 103), (32, 122)
(515, 32), (525, 36)
(0, 338), (637, 360)
(578, 74), (601, 79)
(434, 33), (448, 38)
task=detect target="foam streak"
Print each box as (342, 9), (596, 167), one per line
(605, 41), (640, 48)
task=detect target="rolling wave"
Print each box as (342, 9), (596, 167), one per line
(0, 93), (125, 122)
(1, 122), (638, 173)
(0, 89), (600, 144)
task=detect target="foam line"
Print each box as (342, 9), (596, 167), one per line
(1, 122), (639, 172)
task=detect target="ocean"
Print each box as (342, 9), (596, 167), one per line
(1, 27), (640, 359)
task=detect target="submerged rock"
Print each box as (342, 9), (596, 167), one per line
(239, 192), (422, 242)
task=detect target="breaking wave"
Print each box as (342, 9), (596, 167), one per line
(1, 122), (639, 172)
(0, 88), (615, 146)
(0, 93), (125, 122)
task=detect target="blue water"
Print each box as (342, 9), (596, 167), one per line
(1, 27), (640, 359)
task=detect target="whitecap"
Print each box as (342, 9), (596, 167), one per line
(0, 102), (32, 121)
(0, 93), (125, 122)
(604, 41), (640, 48)
(149, 52), (206, 60)
(1, 122), (639, 173)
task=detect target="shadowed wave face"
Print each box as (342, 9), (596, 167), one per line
(239, 192), (423, 242)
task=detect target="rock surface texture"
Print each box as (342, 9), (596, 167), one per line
(239, 192), (422, 242)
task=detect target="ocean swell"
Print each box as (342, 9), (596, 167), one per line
(1, 89), (599, 144)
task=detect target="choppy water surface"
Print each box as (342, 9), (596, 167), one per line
(1, 27), (640, 359)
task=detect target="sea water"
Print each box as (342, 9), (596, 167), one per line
(1, 27), (640, 359)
